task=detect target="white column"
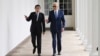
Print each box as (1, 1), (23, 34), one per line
(75, 0), (81, 36)
(75, 0), (98, 56)
(76, 0), (84, 41)
(90, 0), (98, 56)
(82, 0), (88, 47)
(0, 0), (9, 56)
(75, 0), (84, 42)
(79, 0), (83, 41)
(84, 0), (92, 51)
(75, 0), (79, 31)
(99, 0), (100, 55)
(77, 0), (99, 55)
(76, 0), (88, 47)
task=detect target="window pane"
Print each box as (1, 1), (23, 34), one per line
(48, 0), (53, 2)
(64, 0), (67, 2)
(59, 0), (72, 15)
(45, 10), (47, 15)
(45, 4), (49, 9)
(45, 0), (72, 15)
(64, 10), (67, 15)
(60, 4), (64, 9)
(68, 4), (72, 9)
(44, 0), (55, 15)
(54, 0), (57, 2)
(68, 10), (72, 15)
(60, 0), (63, 3)
(45, 9), (50, 15)
(67, 0), (72, 2)
(64, 3), (67, 9)
(44, 0), (48, 2)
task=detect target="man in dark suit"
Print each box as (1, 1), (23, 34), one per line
(46, 2), (65, 56)
(24, 5), (45, 56)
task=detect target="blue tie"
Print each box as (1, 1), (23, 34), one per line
(55, 11), (58, 19)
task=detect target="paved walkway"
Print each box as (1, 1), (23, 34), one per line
(7, 31), (89, 56)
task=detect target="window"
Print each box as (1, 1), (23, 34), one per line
(59, 0), (72, 15)
(44, 0), (72, 15)
(44, 0), (57, 15)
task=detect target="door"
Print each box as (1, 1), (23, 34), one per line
(38, 0), (75, 29)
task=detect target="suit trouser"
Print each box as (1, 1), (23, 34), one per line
(51, 31), (62, 54)
(31, 32), (41, 54)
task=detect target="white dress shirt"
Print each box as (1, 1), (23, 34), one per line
(36, 12), (39, 21)
(54, 10), (59, 18)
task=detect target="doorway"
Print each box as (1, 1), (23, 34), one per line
(38, 0), (75, 30)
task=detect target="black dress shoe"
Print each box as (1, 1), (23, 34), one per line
(58, 52), (61, 55)
(33, 47), (36, 54)
(53, 53), (56, 56)
(38, 54), (41, 56)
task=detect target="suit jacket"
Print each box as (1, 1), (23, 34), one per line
(26, 12), (45, 33)
(48, 10), (65, 32)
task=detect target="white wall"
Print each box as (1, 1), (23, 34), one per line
(0, 0), (38, 56)
(0, 0), (9, 56)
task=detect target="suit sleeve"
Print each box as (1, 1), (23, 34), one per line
(42, 13), (46, 32)
(26, 12), (33, 21)
(61, 11), (65, 28)
(48, 11), (51, 23)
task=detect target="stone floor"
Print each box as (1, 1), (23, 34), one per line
(6, 31), (89, 56)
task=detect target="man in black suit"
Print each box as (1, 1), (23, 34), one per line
(24, 5), (45, 56)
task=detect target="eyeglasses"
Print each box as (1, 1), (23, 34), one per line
(53, 6), (56, 7)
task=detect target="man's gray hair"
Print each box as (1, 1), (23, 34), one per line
(53, 2), (59, 6)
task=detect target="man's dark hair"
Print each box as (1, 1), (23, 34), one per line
(35, 4), (41, 8)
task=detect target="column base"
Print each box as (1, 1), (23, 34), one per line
(90, 51), (98, 56)
(85, 45), (92, 51)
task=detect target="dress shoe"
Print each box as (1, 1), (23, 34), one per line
(38, 53), (41, 56)
(53, 53), (56, 56)
(33, 47), (36, 54)
(58, 52), (61, 55)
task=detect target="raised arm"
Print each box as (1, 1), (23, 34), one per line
(25, 12), (33, 21)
